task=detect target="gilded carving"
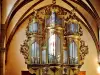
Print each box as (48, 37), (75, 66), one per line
(80, 40), (88, 62)
(20, 39), (29, 64)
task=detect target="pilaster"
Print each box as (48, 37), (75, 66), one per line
(0, 48), (5, 75)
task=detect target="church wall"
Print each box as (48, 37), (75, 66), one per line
(2, 0), (17, 24)
(80, 24), (99, 75)
(5, 19), (28, 75)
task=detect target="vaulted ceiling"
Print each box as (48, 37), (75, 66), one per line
(1, 0), (100, 60)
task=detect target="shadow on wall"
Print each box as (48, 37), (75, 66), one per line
(22, 71), (36, 75)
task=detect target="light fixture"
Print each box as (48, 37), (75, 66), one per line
(20, 3), (88, 75)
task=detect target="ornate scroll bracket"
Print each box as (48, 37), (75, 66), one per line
(20, 39), (29, 64)
(80, 40), (88, 64)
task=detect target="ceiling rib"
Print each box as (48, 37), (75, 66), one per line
(86, 0), (100, 28)
(86, 0), (100, 19)
(71, 0), (98, 24)
(5, 0), (33, 29)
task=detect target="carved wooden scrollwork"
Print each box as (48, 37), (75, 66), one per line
(79, 26), (83, 36)
(80, 40), (88, 62)
(20, 39), (29, 64)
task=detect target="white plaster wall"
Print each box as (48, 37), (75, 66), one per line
(80, 25), (99, 75)
(5, 19), (28, 75)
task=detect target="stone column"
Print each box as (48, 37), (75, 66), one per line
(0, 48), (5, 75)
(0, 1), (6, 75)
(0, 26), (6, 75)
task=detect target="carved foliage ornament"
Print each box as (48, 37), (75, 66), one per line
(80, 40), (88, 64)
(20, 39), (29, 64)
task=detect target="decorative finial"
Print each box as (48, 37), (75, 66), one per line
(33, 9), (38, 17)
(32, 9), (38, 22)
(71, 9), (75, 16)
(52, 0), (56, 4)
